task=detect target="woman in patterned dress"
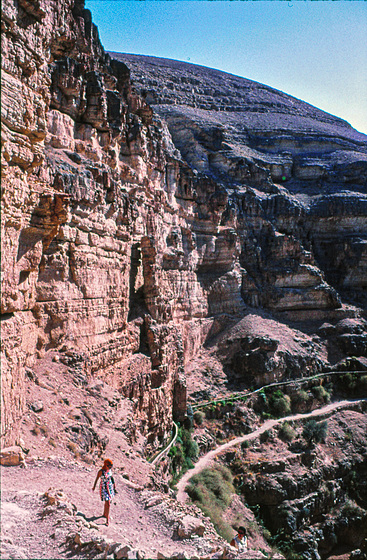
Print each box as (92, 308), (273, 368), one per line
(92, 458), (117, 525)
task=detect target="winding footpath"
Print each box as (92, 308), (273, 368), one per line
(176, 399), (366, 502)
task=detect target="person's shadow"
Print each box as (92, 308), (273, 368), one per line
(76, 511), (105, 523)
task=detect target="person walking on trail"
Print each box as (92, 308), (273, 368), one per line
(92, 458), (117, 526)
(230, 526), (248, 551)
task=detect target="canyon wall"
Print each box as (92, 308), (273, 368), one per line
(1, 0), (189, 446)
(2, 1), (367, 447)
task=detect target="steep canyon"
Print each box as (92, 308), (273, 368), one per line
(2, 0), (367, 458)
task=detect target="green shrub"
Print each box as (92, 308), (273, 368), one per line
(340, 372), (358, 393)
(262, 527), (272, 541)
(279, 422), (296, 442)
(168, 444), (184, 472)
(193, 410), (205, 426)
(180, 427), (199, 459)
(292, 389), (311, 406)
(268, 529), (302, 559)
(258, 390), (268, 405)
(186, 465), (235, 541)
(302, 420), (328, 447)
(269, 390), (291, 417)
(312, 385), (331, 403)
(168, 426), (199, 476)
(188, 465), (234, 509)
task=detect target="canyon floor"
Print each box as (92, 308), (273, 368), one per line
(176, 399), (367, 503)
(2, 403), (366, 560)
(1, 459), (228, 560)
(0, 347), (271, 560)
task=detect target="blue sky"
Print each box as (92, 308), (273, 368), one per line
(85, 1), (367, 135)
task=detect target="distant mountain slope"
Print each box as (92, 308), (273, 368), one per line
(110, 52), (367, 195)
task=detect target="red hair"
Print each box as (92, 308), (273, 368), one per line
(103, 458), (113, 470)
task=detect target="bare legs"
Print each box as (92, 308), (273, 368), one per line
(103, 500), (111, 525)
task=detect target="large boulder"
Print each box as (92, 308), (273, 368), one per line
(176, 514), (205, 539)
(0, 446), (26, 467)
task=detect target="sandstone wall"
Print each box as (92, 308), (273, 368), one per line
(1, 0), (189, 445)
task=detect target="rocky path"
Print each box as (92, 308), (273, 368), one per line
(1, 459), (222, 559)
(177, 399), (366, 502)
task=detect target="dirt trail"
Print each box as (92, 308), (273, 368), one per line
(177, 399), (366, 502)
(1, 460), (218, 559)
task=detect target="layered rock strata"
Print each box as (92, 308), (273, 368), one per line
(1, 0), (188, 445)
(1, 0), (367, 446)
(113, 53), (367, 313)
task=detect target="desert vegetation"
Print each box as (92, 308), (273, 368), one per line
(302, 419), (328, 447)
(278, 422), (296, 443)
(2, 0), (367, 557)
(168, 425), (199, 482)
(186, 465), (236, 542)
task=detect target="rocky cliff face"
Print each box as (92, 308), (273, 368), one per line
(1, 0), (188, 446)
(113, 53), (367, 312)
(1, 0), (366, 447)
(229, 406), (367, 559)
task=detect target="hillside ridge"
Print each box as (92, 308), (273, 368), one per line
(110, 52), (362, 132)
